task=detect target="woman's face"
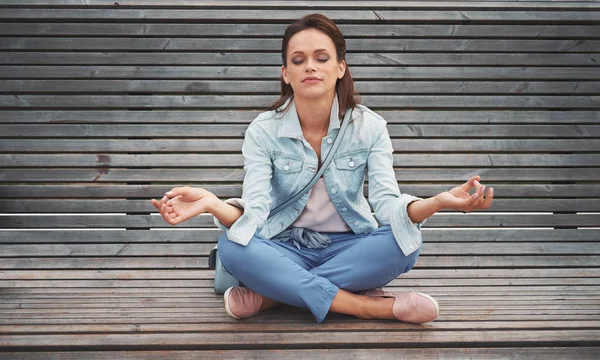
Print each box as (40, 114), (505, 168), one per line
(282, 28), (346, 100)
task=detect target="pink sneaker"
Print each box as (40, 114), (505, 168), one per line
(364, 288), (440, 323)
(224, 286), (263, 319)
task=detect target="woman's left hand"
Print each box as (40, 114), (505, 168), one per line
(435, 175), (494, 213)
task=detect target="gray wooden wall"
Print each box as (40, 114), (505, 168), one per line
(1, 1), (599, 274)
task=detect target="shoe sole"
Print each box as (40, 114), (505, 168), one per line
(223, 286), (240, 320)
(417, 292), (440, 318)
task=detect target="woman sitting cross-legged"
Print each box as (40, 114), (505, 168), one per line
(152, 13), (493, 324)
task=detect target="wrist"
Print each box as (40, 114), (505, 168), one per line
(433, 193), (445, 212)
(205, 196), (222, 215)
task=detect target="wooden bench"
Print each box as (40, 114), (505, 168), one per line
(1, 0), (599, 358)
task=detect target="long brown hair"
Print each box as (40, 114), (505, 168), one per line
(267, 13), (361, 119)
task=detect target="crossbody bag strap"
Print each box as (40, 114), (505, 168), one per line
(268, 108), (353, 219)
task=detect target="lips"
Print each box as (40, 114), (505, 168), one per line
(302, 77), (322, 83)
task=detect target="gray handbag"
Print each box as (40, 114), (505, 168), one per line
(210, 109), (353, 293)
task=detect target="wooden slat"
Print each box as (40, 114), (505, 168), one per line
(1, 110), (598, 124)
(2, 66), (599, 80)
(5, 198), (600, 214)
(1, 330), (599, 350)
(3, 125), (599, 138)
(3, 154), (599, 168)
(1, 9), (599, 22)
(0, 53), (597, 68)
(3, 167), (600, 183)
(2, 269), (599, 280)
(3, 255), (599, 270)
(2, 214), (600, 229)
(3, 37), (600, 52)
(2, 94), (599, 109)
(2, 23), (599, 38)
(3, 184), (599, 198)
(3, 139), (600, 153)
(3, 229), (600, 244)
(4, 79), (600, 94)
(2, 242), (599, 257)
(3, 1), (600, 9)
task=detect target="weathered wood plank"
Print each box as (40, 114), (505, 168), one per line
(1, 330), (598, 349)
(2, 110), (597, 124)
(2, 229), (599, 243)
(5, 198), (600, 214)
(2, 95), (599, 109)
(3, 184), (598, 198)
(2, 23), (599, 38)
(1, 9), (599, 22)
(3, 154), (599, 168)
(4, 1), (600, 9)
(2, 268), (598, 280)
(4, 53), (600, 67)
(2, 66), (598, 80)
(3, 124), (599, 138)
(1, 255), (599, 270)
(2, 242), (599, 256)
(3, 167), (600, 183)
(5, 139), (600, 153)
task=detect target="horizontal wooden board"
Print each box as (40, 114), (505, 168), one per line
(2, 241), (599, 257)
(3, 37), (600, 53)
(1, 348), (598, 360)
(5, 198), (600, 214)
(3, 229), (599, 244)
(2, 94), (599, 109)
(3, 154), (599, 168)
(2, 66), (599, 80)
(2, 110), (598, 124)
(3, 139), (600, 153)
(2, 268), (599, 280)
(3, 184), (599, 198)
(1, 330), (599, 350)
(4, 79), (600, 94)
(3, 167), (600, 183)
(3, 255), (600, 270)
(3, 124), (599, 138)
(4, 1), (600, 9)
(2, 214), (600, 229)
(3, 53), (600, 68)
(2, 9), (599, 22)
(2, 23), (599, 38)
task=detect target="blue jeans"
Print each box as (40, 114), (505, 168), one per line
(217, 225), (421, 323)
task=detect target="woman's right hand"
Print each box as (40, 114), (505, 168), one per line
(151, 186), (219, 225)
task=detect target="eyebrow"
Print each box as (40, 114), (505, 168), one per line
(290, 49), (330, 56)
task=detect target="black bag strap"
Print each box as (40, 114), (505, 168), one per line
(268, 108), (353, 219)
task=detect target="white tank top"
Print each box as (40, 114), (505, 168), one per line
(292, 177), (351, 232)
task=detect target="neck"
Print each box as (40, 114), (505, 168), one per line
(294, 91), (336, 135)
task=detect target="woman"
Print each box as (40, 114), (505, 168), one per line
(152, 14), (493, 324)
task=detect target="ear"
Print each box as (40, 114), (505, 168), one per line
(337, 60), (346, 79)
(281, 65), (290, 84)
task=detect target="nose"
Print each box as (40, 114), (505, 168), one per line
(305, 58), (317, 72)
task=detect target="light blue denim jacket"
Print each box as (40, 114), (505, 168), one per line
(214, 95), (425, 256)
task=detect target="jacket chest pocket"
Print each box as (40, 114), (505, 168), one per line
(272, 154), (304, 191)
(334, 150), (368, 191)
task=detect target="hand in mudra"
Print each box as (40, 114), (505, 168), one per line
(151, 186), (218, 225)
(436, 176), (494, 213)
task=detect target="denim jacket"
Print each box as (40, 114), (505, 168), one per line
(214, 95), (425, 256)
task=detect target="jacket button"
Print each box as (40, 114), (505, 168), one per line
(349, 161), (355, 167)
(331, 189), (337, 194)
(353, 221), (359, 226)
(283, 165), (290, 171)
(326, 138), (333, 144)
(342, 207), (347, 212)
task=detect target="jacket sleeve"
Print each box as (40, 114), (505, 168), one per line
(213, 123), (273, 246)
(367, 120), (425, 256)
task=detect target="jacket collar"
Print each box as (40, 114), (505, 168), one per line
(277, 95), (342, 139)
